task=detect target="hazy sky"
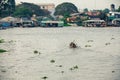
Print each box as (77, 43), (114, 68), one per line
(15, 0), (120, 10)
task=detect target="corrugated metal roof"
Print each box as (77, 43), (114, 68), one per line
(41, 21), (64, 23)
(83, 20), (105, 22)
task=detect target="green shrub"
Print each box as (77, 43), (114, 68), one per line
(111, 38), (115, 40)
(61, 71), (64, 73)
(1, 69), (6, 72)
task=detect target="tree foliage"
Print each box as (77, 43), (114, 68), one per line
(103, 8), (110, 13)
(98, 11), (107, 20)
(0, 0), (16, 17)
(54, 2), (78, 16)
(13, 7), (32, 17)
(117, 6), (120, 12)
(84, 8), (88, 12)
(13, 2), (50, 17)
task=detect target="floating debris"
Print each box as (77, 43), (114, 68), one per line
(112, 71), (115, 73)
(0, 49), (7, 53)
(56, 65), (62, 67)
(42, 76), (48, 80)
(8, 40), (15, 43)
(85, 45), (91, 47)
(74, 65), (79, 69)
(111, 38), (115, 40)
(69, 68), (74, 71)
(50, 59), (55, 63)
(87, 40), (94, 42)
(0, 39), (4, 43)
(105, 43), (111, 45)
(69, 41), (77, 48)
(39, 52), (41, 54)
(59, 65), (62, 67)
(34, 50), (38, 54)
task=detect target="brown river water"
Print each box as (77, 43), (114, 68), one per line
(0, 27), (120, 80)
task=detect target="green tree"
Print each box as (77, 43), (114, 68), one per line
(103, 8), (110, 13)
(13, 7), (32, 17)
(98, 11), (107, 20)
(13, 2), (50, 17)
(54, 2), (78, 16)
(117, 6), (120, 12)
(0, 0), (16, 17)
(83, 8), (88, 12)
(76, 17), (82, 26)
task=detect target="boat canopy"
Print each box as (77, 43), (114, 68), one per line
(83, 20), (105, 23)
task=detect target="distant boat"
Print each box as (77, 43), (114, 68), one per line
(41, 21), (64, 27)
(83, 20), (106, 27)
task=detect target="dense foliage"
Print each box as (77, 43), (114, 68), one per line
(117, 6), (120, 12)
(13, 7), (32, 17)
(54, 2), (78, 16)
(83, 8), (88, 12)
(0, 0), (16, 17)
(13, 2), (50, 17)
(103, 8), (110, 13)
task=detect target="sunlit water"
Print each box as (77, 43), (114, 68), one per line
(0, 27), (120, 80)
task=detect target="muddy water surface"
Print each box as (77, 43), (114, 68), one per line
(0, 27), (120, 80)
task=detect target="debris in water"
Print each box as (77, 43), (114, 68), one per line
(87, 40), (94, 42)
(112, 71), (115, 73)
(61, 71), (64, 73)
(74, 65), (79, 69)
(105, 42), (111, 45)
(69, 68), (73, 71)
(69, 65), (79, 71)
(85, 45), (91, 47)
(34, 50), (38, 54)
(69, 41), (77, 48)
(0, 49), (7, 53)
(59, 65), (62, 67)
(1, 69), (6, 73)
(50, 59), (55, 63)
(42, 76), (48, 80)
(111, 38), (115, 40)
(0, 39), (4, 43)
(39, 52), (41, 54)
